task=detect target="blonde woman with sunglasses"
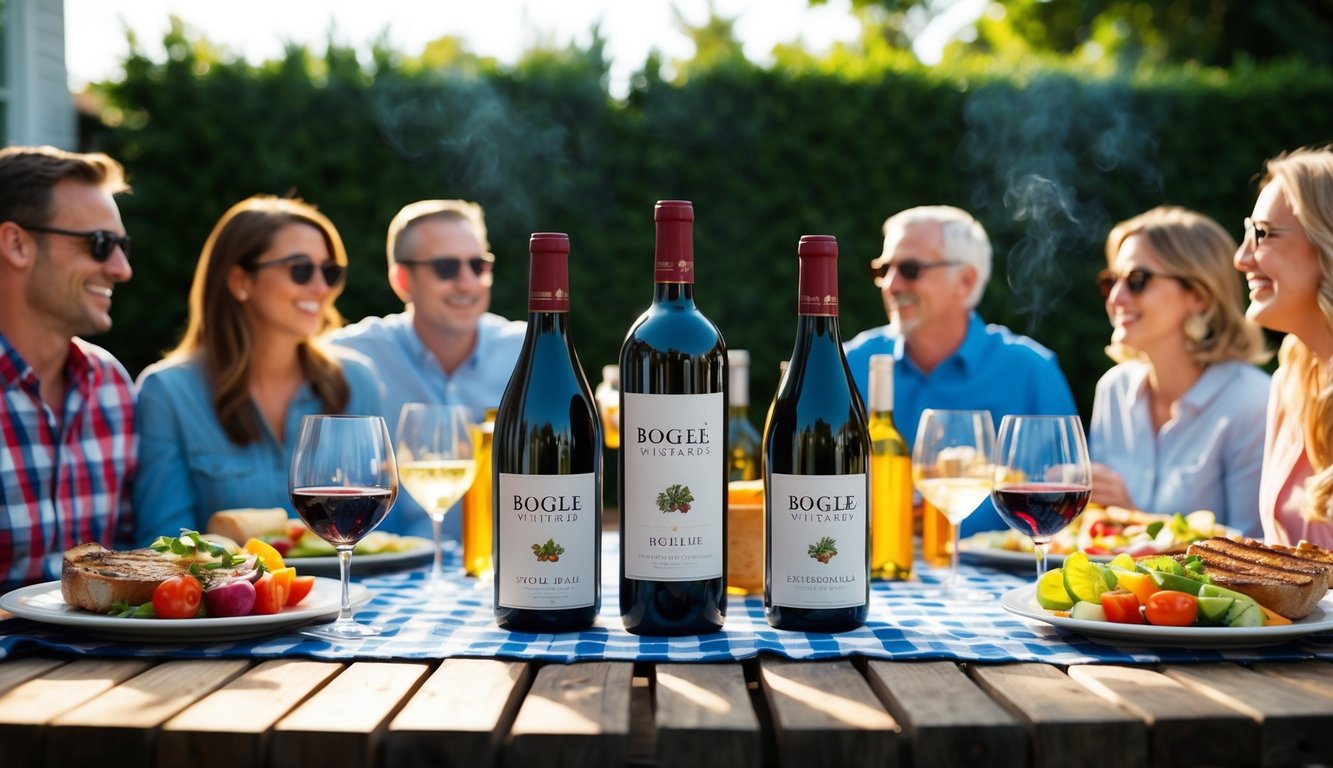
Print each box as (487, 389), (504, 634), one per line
(1235, 148), (1333, 547)
(132, 196), (384, 543)
(1090, 206), (1270, 536)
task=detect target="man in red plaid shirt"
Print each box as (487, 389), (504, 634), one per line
(0, 146), (137, 592)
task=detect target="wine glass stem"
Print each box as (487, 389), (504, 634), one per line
(337, 546), (353, 621)
(430, 512), (445, 582)
(948, 520), (960, 592)
(1034, 540), (1050, 580)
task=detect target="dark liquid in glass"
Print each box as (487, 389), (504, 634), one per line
(292, 486), (393, 545)
(993, 484), (1090, 539)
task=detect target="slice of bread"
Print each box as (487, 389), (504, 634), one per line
(1187, 537), (1331, 619)
(206, 508), (289, 544)
(60, 542), (193, 613)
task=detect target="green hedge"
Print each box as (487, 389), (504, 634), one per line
(82, 33), (1333, 421)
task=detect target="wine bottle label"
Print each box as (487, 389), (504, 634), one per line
(622, 391), (724, 581)
(768, 472), (868, 609)
(496, 472), (598, 610)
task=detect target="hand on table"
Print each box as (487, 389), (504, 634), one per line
(1090, 462), (1134, 509)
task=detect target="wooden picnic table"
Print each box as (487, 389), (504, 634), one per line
(2, 654), (1332, 768)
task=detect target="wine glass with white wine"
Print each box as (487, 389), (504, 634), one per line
(396, 403), (477, 589)
(911, 409), (995, 599)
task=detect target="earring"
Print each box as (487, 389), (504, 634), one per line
(236, 291), (249, 302)
(1183, 313), (1208, 344)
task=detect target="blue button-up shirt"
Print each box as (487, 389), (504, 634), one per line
(844, 313), (1079, 535)
(131, 350), (385, 545)
(1090, 359), (1270, 537)
(325, 310), (526, 539)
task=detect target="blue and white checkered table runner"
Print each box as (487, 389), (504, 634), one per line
(4, 534), (1331, 664)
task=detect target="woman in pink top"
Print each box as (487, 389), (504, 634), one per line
(1234, 147), (1333, 547)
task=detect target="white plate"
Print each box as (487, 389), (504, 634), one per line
(285, 537), (435, 576)
(0, 577), (368, 642)
(958, 539), (1112, 567)
(1001, 585), (1333, 648)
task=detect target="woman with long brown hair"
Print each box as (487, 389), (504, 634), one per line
(132, 195), (382, 542)
(1235, 147), (1333, 547)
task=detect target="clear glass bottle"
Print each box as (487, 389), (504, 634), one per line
(726, 350), (761, 482)
(461, 408), (496, 577)
(595, 365), (621, 450)
(868, 354), (912, 580)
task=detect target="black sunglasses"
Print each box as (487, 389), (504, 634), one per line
(17, 224), (131, 262)
(869, 258), (962, 282)
(246, 253), (345, 286)
(1096, 267), (1189, 300)
(397, 253), (495, 281)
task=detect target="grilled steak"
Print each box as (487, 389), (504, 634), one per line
(60, 542), (194, 613)
(1186, 537), (1332, 619)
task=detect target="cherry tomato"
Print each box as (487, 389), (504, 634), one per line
(152, 574), (203, 619)
(1099, 590), (1144, 624)
(1144, 590), (1198, 626)
(286, 575), (316, 607)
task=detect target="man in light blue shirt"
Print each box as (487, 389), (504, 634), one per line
(844, 206), (1078, 536)
(327, 200), (524, 539)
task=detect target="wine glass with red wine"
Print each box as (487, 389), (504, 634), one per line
(991, 415), (1092, 580)
(289, 414), (398, 638)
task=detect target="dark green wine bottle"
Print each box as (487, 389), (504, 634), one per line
(493, 233), (601, 632)
(619, 200), (728, 635)
(763, 235), (870, 632)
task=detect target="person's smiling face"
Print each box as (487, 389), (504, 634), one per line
(399, 218), (492, 338)
(1104, 234), (1201, 357)
(236, 223), (338, 342)
(25, 179), (132, 338)
(1234, 181), (1323, 337)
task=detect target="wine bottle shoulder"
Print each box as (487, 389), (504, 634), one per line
(623, 303), (726, 359)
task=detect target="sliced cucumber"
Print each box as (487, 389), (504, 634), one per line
(1226, 600), (1264, 628)
(1070, 601), (1108, 622)
(1195, 596), (1234, 626)
(1198, 583), (1258, 605)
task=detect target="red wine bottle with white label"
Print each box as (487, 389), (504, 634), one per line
(493, 233), (602, 632)
(763, 235), (870, 632)
(619, 200), (728, 635)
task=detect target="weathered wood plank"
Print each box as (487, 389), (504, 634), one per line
(970, 663), (1146, 768)
(1253, 660), (1333, 702)
(506, 661), (633, 768)
(270, 661), (429, 768)
(1165, 662), (1333, 767)
(0, 657), (65, 694)
(759, 658), (898, 768)
(865, 660), (1026, 768)
(655, 663), (760, 768)
(157, 659), (344, 768)
(47, 658), (250, 768)
(384, 658), (530, 768)
(0, 658), (152, 768)
(1068, 664), (1257, 767)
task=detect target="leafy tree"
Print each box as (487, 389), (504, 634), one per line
(829, 0), (1333, 67)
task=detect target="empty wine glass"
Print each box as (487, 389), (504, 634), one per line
(396, 403), (477, 588)
(911, 409), (995, 598)
(289, 414), (397, 639)
(992, 414), (1092, 580)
